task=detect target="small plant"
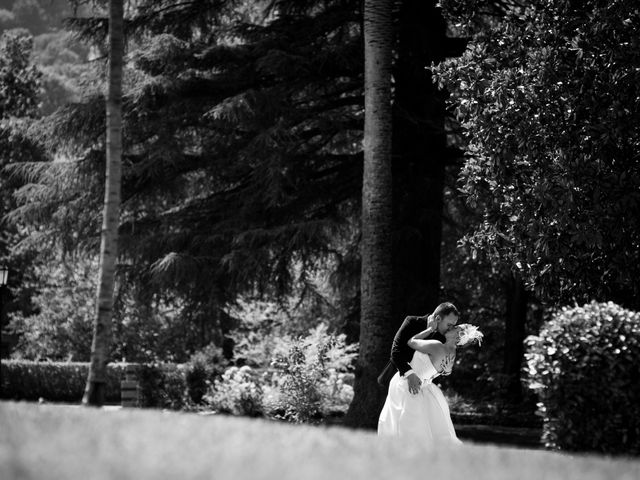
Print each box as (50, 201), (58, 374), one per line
(204, 366), (264, 417)
(270, 324), (357, 423)
(137, 363), (189, 410)
(185, 344), (227, 404)
(271, 343), (323, 423)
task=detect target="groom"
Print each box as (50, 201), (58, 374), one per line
(377, 302), (459, 394)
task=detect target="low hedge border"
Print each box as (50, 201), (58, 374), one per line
(0, 360), (185, 406)
(1, 360), (125, 403)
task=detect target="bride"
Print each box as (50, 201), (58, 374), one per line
(377, 323), (483, 447)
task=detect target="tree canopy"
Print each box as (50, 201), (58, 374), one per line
(11, 0), (364, 318)
(5, 0), (639, 422)
(436, 0), (640, 308)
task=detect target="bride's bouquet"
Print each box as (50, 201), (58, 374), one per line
(456, 323), (484, 347)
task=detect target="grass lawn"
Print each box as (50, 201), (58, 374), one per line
(1, 401), (638, 480)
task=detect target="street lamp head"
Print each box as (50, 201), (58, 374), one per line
(0, 266), (8, 286)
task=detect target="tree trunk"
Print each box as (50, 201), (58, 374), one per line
(503, 272), (528, 404)
(391, 0), (466, 327)
(83, 0), (124, 407)
(345, 0), (394, 429)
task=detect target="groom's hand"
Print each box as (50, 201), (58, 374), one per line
(406, 373), (422, 395)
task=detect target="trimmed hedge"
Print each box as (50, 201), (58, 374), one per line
(525, 301), (640, 454)
(0, 361), (125, 403)
(0, 360), (190, 408)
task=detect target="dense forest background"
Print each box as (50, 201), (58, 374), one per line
(1, 0), (638, 425)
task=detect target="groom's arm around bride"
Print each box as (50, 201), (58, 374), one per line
(377, 314), (438, 390)
(378, 302), (460, 391)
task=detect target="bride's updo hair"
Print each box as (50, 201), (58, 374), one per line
(454, 323), (483, 347)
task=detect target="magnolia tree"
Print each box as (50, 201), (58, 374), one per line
(435, 0), (640, 308)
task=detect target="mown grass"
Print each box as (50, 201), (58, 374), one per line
(1, 401), (638, 480)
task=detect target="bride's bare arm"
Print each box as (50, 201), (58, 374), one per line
(412, 326), (435, 340)
(407, 338), (443, 354)
(406, 316), (440, 352)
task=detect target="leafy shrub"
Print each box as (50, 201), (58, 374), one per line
(227, 293), (349, 368)
(185, 344), (227, 404)
(226, 300), (359, 422)
(161, 367), (190, 410)
(6, 254), (224, 364)
(269, 324), (357, 423)
(270, 343), (323, 422)
(0, 10), (16, 31)
(7, 258), (97, 362)
(0, 360), (123, 403)
(525, 301), (640, 454)
(203, 366), (264, 417)
(137, 363), (188, 410)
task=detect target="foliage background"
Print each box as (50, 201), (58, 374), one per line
(435, 0), (640, 309)
(525, 302), (640, 454)
(1, 0), (639, 443)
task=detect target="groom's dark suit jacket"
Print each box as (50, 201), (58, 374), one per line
(377, 315), (446, 387)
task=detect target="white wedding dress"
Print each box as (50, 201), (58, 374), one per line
(377, 351), (461, 447)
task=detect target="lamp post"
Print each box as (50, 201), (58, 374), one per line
(0, 266), (8, 359)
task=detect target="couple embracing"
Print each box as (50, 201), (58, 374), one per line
(377, 302), (483, 447)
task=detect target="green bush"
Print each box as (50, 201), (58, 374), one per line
(270, 343), (323, 422)
(224, 317), (358, 422)
(185, 360), (208, 405)
(0, 360), (123, 403)
(525, 301), (640, 454)
(269, 324), (357, 423)
(203, 366), (264, 417)
(185, 344), (227, 405)
(137, 363), (189, 410)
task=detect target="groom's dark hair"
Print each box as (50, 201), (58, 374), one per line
(433, 302), (459, 319)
